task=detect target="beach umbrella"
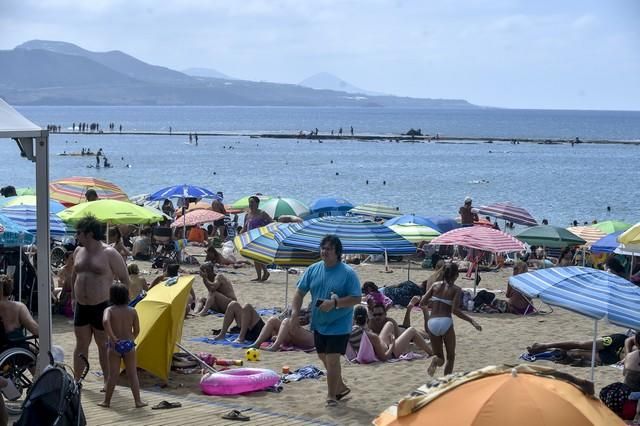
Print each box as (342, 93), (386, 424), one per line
(274, 216), (416, 256)
(590, 231), (624, 254)
(349, 203), (401, 219)
(515, 225), (586, 249)
(135, 275), (194, 381)
(148, 184), (218, 201)
(566, 226), (606, 247)
(1, 205), (67, 237)
(49, 176), (128, 206)
(618, 223), (640, 246)
(15, 188), (35, 196)
(423, 216), (460, 233)
(592, 220), (631, 234)
(58, 199), (164, 225)
(384, 214), (443, 231)
(169, 209), (224, 228)
(509, 266), (640, 380)
(388, 223), (440, 243)
(0, 195), (66, 214)
(429, 227), (525, 253)
(260, 197), (309, 220)
(230, 194), (272, 210)
(374, 364), (624, 426)
(0, 214), (34, 246)
(235, 223), (320, 308)
(472, 202), (538, 227)
(308, 197), (354, 214)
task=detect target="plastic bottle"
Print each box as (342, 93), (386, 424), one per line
(215, 359), (243, 366)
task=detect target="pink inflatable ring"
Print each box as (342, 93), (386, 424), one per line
(200, 368), (280, 395)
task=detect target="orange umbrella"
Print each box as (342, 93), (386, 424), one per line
(567, 226), (607, 247)
(50, 176), (128, 206)
(374, 365), (623, 426)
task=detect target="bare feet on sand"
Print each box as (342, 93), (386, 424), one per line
(260, 271), (270, 281)
(213, 333), (226, 341)
(428, 356), (443, 376)
(135, 401), (148, 408)
(97, 402), (110, 408)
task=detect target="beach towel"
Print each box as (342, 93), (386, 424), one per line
(519, 350), (566, 363)
(282, 365), (324, 382)
(191, 334), (253, 348)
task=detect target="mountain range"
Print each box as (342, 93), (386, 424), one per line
(0, 40), (476, 108)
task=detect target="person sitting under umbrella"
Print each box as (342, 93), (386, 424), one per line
(211, 301), (264, 343)
(193, 262), (237, 316)
(526, 333), (629, 366)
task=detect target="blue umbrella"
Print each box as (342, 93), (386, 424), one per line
(309, 197), (354, 215)
(384, 214), (443, 231)
(0, 213), (34, 246)
(1, 205), (67, 237)
(590, 231), (624, 254)
(509, 266), (640, 380)
(148, 184), (218, 201)
(423, 216), (460, 233)
(0, 195), (66, 214)
(274, 216), (416, 255)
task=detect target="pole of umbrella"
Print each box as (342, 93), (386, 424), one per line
(18, 245), (22, 303)
(407, 258), (411, 281)
(106, 222), (110, 244)
(474, 260), (479, 296)
(384, 250), (389, 273)
(590, 319), (598, 382)
(284, 269), (289, 312)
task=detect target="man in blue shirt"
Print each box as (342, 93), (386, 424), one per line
(291, 235), (361, 407)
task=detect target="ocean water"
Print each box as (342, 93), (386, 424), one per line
(1, 106), (639, 227)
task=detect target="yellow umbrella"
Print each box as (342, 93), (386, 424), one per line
(58, 199), (163, 225)
(618, 222), (640, 245)
(374, 364), (623, 426)
(388, 223), (440, 243)
(135, 275), (194, 381)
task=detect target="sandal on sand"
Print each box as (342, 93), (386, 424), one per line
(151, 400), (182, 410)
(336, 388), (351, 401)
(326, 399), (338, 407)
(221, 409), (251, 421)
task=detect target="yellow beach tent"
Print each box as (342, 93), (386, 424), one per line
(135, 275), (194, 381)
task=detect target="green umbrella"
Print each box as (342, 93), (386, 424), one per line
(591, 220), (631, 234)
(58, 199), (164, 225)
(15, 187), (36, 196)
(230, 195), (272, 210)
(388, 223), (440, 243)
(515, 225), (586, 249)
(260, 197), (309, 219)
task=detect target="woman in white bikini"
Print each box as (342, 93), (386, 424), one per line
(421, 263), (482, 376)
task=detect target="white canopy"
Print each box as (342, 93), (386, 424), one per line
(0, 97), (52, 373)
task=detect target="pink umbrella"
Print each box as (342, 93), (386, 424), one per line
(430, 226), (526, 253)
(170, 209), (224, 228)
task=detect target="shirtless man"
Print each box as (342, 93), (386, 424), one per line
(72, 216), (130, 382)
(242, 196), (272, 281)
(194, 262), (237, 316)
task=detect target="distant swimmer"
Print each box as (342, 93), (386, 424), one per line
(366, 180), (369, 185)
(330, 160), (333, 164)
(607, 206), (611, 212)
(383, 181), (386, 185)
(336, 172), (339, 176)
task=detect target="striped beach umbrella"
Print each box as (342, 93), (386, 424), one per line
(385, 214), (441, 231)
(234, 223), (319, 266)
(509, 266), (640, 379)
(260, 197), (309, 220)
(592, 220), (631, 234)
(170, 209), (224, 228)
(0, 195), (66, 214)
(429, 227), (525, 253)
(309, 197), (354, 214)
(472, 202), (537, 227)
(349, 203), (402, 219)
(50, 176), (128, 206)
(387, 223), (440, 243)
(274, 216), (416, 255)
(515, 225), (586, 249)
(566, 226), (606, 247)
(0, 213), (34, 246)
(149, 184), (217, 201)
(1, 205), (67, 237)
(230, 195), (272, 210)
(618, 222), (640, 246)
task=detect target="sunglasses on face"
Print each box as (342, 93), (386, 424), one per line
(372, 312), (384, 317)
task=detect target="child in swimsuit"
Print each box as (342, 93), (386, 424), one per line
(99, 283), (147, 409)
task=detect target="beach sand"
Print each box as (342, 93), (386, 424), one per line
(45, 254), (624, 425)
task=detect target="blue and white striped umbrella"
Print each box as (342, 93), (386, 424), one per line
(509, 266), (640, 329)
(0, 213), (34, 246)
(1, 205), (68, 237)
(148, 184), (218, 201)
(274, 216), (416, 255)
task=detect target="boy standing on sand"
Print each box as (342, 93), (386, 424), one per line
(99, 283), (147, 408)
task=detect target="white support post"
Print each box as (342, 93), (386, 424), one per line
(590, 319), (598, 382)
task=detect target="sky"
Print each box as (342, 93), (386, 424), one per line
(1, 0), (639, 110)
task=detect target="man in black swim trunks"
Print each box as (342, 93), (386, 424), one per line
(527, 333), (628, 365)
(72, 216), (130, 382)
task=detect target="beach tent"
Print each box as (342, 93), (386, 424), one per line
(374, 364), (623, 426)
(135, 275), (194, 381)
(0, 98), (51, 373)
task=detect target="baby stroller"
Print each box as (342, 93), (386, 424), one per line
(14, 353), (89, 426)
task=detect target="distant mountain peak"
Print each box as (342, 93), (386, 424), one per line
(299, 72), (384, 96)
(182, 67), (233, 80)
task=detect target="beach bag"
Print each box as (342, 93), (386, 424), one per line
(473, 290), (496, 310)
(599, 382), (631, 415)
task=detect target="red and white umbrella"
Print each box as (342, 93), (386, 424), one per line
(472, 202), (537, 227)
(430, 227), (526, 253)
(170, 209), (224, 228)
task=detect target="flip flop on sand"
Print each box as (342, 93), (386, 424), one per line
(221, 409), (251, 421)
(326, 399), (338, 407)
(336, 387), (351, 401)
(151, 400), (182, 410)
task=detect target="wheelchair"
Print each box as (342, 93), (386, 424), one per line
(0, 335), (38, 415)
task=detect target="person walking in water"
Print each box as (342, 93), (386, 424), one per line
(420, 263), (481, 376)
(350, 126), (354, 136)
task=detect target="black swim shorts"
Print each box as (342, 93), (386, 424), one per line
(74, 301), (109, 330)
(245, 319), (265, 342)
(598, 333), (627, 365)
(314, 331), (350, 355)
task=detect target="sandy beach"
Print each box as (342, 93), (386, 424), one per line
(42, 250), (625, 425)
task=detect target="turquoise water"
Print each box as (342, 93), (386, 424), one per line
(1, 106), (638, 226)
